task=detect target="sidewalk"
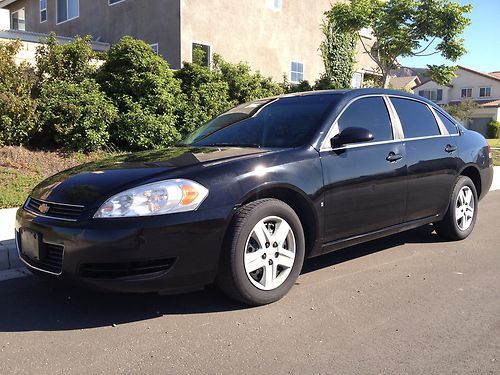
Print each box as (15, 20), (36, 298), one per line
(0, 167), (499, 274)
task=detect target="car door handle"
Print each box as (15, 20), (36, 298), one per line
(445, 144), (457, 153)
(386, 152), (403, 163)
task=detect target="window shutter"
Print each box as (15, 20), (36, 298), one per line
(436, 89), (443, 101)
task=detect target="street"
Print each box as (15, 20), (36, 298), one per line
(0, 191), (499, 374)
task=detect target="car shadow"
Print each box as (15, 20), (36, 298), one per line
(0, 225), (445, 332)
(301, 224), (445, 275)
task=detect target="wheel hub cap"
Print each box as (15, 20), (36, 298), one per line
(455, 186), (474, 231)
(244, 216), (296, 291)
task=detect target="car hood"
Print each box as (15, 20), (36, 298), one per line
(30, 147), (269, 207)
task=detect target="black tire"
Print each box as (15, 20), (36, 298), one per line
(434, 176), (478, 241)
(216, 199), (305, 306)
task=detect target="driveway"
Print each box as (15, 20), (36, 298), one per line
(0, 191), (498, 374)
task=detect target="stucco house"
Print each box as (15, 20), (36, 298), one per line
(413, 66), (500, 136)
(0, 0), (379, 86)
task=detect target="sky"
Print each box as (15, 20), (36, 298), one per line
(399, 0), (499, 73)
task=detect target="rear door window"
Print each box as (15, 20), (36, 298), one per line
(337, 97), (393, 142)
(436, 111), (459, 135)
(391, 98), (441, 138)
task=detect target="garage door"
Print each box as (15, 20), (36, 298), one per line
(469, 118), (491, 136)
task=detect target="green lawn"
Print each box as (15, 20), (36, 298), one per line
(487, 139), (500, 148)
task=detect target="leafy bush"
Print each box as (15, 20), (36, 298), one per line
(213, 54), (283, 103)
(175, 59), (232, 134)
(97, 37), (182, 149)
(111, 99), (180, 151)
(320, 12), (356, 89)
(487, 120), (500, 139)
(0, 40), (38, 146)
(35, 33), (97, 86)
(36, 79), (117, 152)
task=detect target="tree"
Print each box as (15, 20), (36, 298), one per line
(320, 13), (357, 89)
(441, 99), (477, 124)
(97, 37), (183, 149)
(0, 40), (38, 146)
(329, 0), (472, 87)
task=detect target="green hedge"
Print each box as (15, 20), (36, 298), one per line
(487, 120), (500, 139)
(0, 35), (336, 153)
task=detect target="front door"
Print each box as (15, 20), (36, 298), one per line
(320, 96), (407, 244)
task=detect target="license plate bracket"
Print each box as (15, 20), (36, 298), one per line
(20, 228), (43, 261)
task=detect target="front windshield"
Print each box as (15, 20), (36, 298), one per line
(181, 95), (341, 148)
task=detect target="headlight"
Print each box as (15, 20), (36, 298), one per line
(94, 179), (209, 218)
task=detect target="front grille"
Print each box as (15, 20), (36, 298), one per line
(17, 233), (64, 274)
(80, 259), (175, 279)
(25, 197), (85, 221)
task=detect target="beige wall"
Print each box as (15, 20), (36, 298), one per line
(4, 0), (182, 68)
(181, 0), (374, 83)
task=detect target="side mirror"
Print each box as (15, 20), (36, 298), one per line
(330, 127), (374, 148)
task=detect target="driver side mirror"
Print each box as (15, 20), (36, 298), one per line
(330, 127), (374, 148)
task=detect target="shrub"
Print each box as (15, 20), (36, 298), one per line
(487, 120), (500, 139)
(175, 54), (233, 134)
(320, 11), (357, 89)
(36, 79), (117, 152)
(213, 54), (283, 103)
(111, 100), (180, 151)
(97, 37), (182, 149)
(0, 40), (38, 146)
(35, 33), (97, 86)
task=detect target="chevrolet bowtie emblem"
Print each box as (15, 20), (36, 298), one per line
(38, 203), (50, 214)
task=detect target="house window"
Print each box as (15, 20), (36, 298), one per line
(461, 88), (472, 99)
(418, 89), (443, 102)
(40, 0), (47, 22)
(192, 43), (211, 67)
(150, 43), (159, 55)
(11, 8), (25, 31)
(109, 0), (126, 5)
(267, 0), (282, 11)
(479, 87), (491, 98)
(351, 72), (363, 88)
(57, 0), (79, 24)
(291, 61), (304, 83)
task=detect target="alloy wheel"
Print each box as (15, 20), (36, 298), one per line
(455, 186), (475, 231)
(244, 216), (296, 291)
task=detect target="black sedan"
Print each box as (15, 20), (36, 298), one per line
(15, 89), (494, 305)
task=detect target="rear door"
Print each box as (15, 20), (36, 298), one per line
(320, 96), (407, 243)
(389, 97), (458, 221)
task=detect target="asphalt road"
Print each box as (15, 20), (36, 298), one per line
(0, 192), (499, 375)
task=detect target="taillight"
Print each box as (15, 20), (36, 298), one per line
(488, 144), (492, 159)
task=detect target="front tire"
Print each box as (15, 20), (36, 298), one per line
(217, 199), (305, 306)
(434, 176), (478, 241)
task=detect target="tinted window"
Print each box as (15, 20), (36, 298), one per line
(391, 98), (441, 138)
(182, 95), (341, 148)
(436, 111), (459, 135)
(337, 97), (393, 141)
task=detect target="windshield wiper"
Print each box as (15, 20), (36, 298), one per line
(199, 143), (262, 148)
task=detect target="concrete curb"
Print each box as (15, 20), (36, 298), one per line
(0, 167), (499, 274)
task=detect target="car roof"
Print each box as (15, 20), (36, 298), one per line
(272, 88), (437, 107)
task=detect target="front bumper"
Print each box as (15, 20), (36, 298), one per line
(15, 205), (232, 293)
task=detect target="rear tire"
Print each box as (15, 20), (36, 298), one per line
(217, 199), (305, 306)
(434, 176), (478, 241)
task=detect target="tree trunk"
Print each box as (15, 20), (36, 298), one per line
(382, 71), (391, 88)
